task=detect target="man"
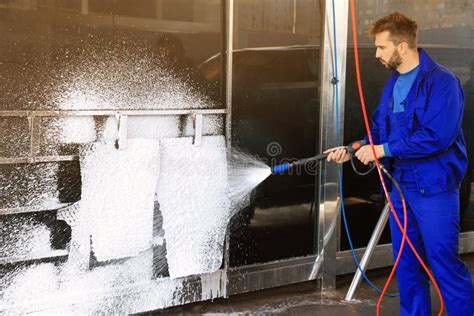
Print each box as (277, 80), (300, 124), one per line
(327, 12), (474, 315)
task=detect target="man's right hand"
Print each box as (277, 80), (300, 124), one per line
(324, 146), (351, 164)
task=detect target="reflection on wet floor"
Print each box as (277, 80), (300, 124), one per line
(151, 253), (474, 315)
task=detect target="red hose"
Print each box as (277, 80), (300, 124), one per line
(348, 1), (445, 315)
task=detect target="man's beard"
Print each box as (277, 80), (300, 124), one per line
(379, 50), (402, 70)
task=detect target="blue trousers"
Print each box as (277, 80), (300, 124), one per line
(389, 188), (474, 316)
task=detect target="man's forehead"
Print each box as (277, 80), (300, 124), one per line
(375, 31), (392, 45)
(375, 31), (390, 41)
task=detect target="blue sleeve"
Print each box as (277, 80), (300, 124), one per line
(387, 73), (464, 159)
(363, 104), (382, 145)
(382, 143), (392, 157)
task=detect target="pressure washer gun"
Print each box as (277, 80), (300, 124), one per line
(271, 140), (367, 174)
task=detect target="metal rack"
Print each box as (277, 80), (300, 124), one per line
(0, 108), (226, 266)
(0, 109), (226, 164)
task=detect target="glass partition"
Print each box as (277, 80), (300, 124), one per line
(228, 0), (323, 266)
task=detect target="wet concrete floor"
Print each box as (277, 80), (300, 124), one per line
(152, 253), (474, 315)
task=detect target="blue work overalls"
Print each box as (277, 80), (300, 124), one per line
(366, 49), (474, 315)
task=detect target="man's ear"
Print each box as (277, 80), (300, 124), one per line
(398, 41), (409, 55)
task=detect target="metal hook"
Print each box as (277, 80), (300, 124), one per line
(193, 113), (203, 146)
(115, 113), (128, 150)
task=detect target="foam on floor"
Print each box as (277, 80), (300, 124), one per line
(80, 139), (160, 261)
(0, 251), (179, 314)
(156, 136), (230, 278)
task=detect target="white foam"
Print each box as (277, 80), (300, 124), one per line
(1, 263), (59, 314)
(80, 139), (160, 261)
(156, 136), (230, 278)
(127, 116), (181, 139)
(0, 252), (185, 314)
(182, 114), (224, 137)
(0, 140), (274, 313)
(1, 46), (250, 314)
(0, 218), (52, 258)
(55, 116), (96, 144)
(53, 53), (216, 111)
(99, 116), (119, 143)
(1, 163), (60, 209)
(203, 115), (224, 135)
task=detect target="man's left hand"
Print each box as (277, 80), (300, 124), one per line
(354, 145), (385, 165)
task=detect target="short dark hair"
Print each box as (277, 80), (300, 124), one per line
(370, 12), (418, 49)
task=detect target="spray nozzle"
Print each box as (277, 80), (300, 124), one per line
(271, 162), (291, 174)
